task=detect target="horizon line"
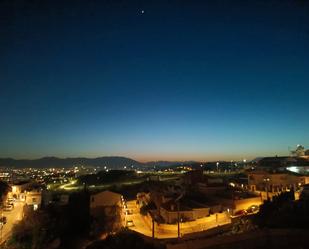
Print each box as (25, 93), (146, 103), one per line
(0, 154), (290, 163)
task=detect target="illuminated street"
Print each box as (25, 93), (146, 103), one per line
(126, 200), (231, 239)
(1, 201), (24, 243)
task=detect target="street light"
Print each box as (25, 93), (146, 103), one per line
(175, 193), (184, 239)
(0, 211), (3, 243)
(216, 162), (219, 172)
(263, 178), (270, 200)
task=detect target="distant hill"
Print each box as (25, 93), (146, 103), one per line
(0, 156), (143, 169)
(144, 160), (197, 168)
(0, 156), (197, 169)
(251, 157), (264, 163)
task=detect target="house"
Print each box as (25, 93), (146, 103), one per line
(160, 199), (210, 224)
(90, 190), (125, 231)
(210, 193), (262, 215)
(9, 181), (31, 201)
(42, 191), (69, 206)
(90, 190), (123, 211)
(90, 190), (124, 217)
(248, 170), (309, 192)
(25, 190), (42, 210)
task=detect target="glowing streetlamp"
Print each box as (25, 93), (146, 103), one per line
(263, 178), (270, 200)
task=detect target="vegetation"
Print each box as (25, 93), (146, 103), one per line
(5, 191), (90, 249)
(139, 202), (156, 216)
(107, 179), (165, 200)
(231, 218), (257, 234)
(0, 181), (11, 204)
(254, 191), (309, 229)
(77, 170), (138, 186)
(90, 205), (122, 237)
(86, 229), (158, 249)
(6, 209), (61, 249)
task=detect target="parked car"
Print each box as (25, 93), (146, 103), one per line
(7, 201), (14, 207)
(246, 205), (259, 214)
(0, 216), (7, 225)
(126, 220), (134, 227)
(233, 209), (247, 217)
(3, 205), (13, 211)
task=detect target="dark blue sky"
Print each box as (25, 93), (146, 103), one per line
(1, 0), (309, 161)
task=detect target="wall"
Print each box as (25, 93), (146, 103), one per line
(160, 207), (195, 223)
(166, 229), (309, 249)
(25, 191), (42, 206)
(160, 206), (210, 224)
(192, 207), (210, 220)
(143, 212), (230, 236)
(90, 193), (121, 210)
(248, 173), (303, 191)
(234, 197), (262, 211)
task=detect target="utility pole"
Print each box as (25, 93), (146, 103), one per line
(263, 178), (270, 201)
(0, 211), (3, 243)
(175, 193), (184, 240)
(152, 217), (155, 239)
(177, 202), (180, 239)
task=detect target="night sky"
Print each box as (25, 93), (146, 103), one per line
(1, 0), (309, 161)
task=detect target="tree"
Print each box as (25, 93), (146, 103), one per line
(231, 218), (257, 234)
(86, 230), (158, 249)
(5, 191), (91, 249)
(254, 192), (309, 229)
(0, 181), (11, 204)
(7, 210), (57, 249)
(291, 145), (305, 157)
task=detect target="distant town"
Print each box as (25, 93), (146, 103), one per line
(0, 145), (308, 248)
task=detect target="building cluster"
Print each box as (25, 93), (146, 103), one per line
(247, 155), (309, 199)
(0, 167), (88, 218)
(0, 148), (308, 238)
(2, 181), (43, 212)
(0, 166), (97, 188)
(137, 170), (261, 224)
(134, 152), (309, 226)
(248, 170), (309, 193)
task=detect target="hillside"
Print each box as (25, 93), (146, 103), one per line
(0, 156), (143, 169)
(0, 156), (196, 169)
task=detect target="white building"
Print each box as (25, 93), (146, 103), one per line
(25, 190), (42, 210)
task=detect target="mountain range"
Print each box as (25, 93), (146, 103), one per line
(0, 156), (196, 169)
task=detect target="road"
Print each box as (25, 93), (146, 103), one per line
(0, 201), (24, 243)
(126, 200), (155, 237)
(126, 200), (231, 239)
